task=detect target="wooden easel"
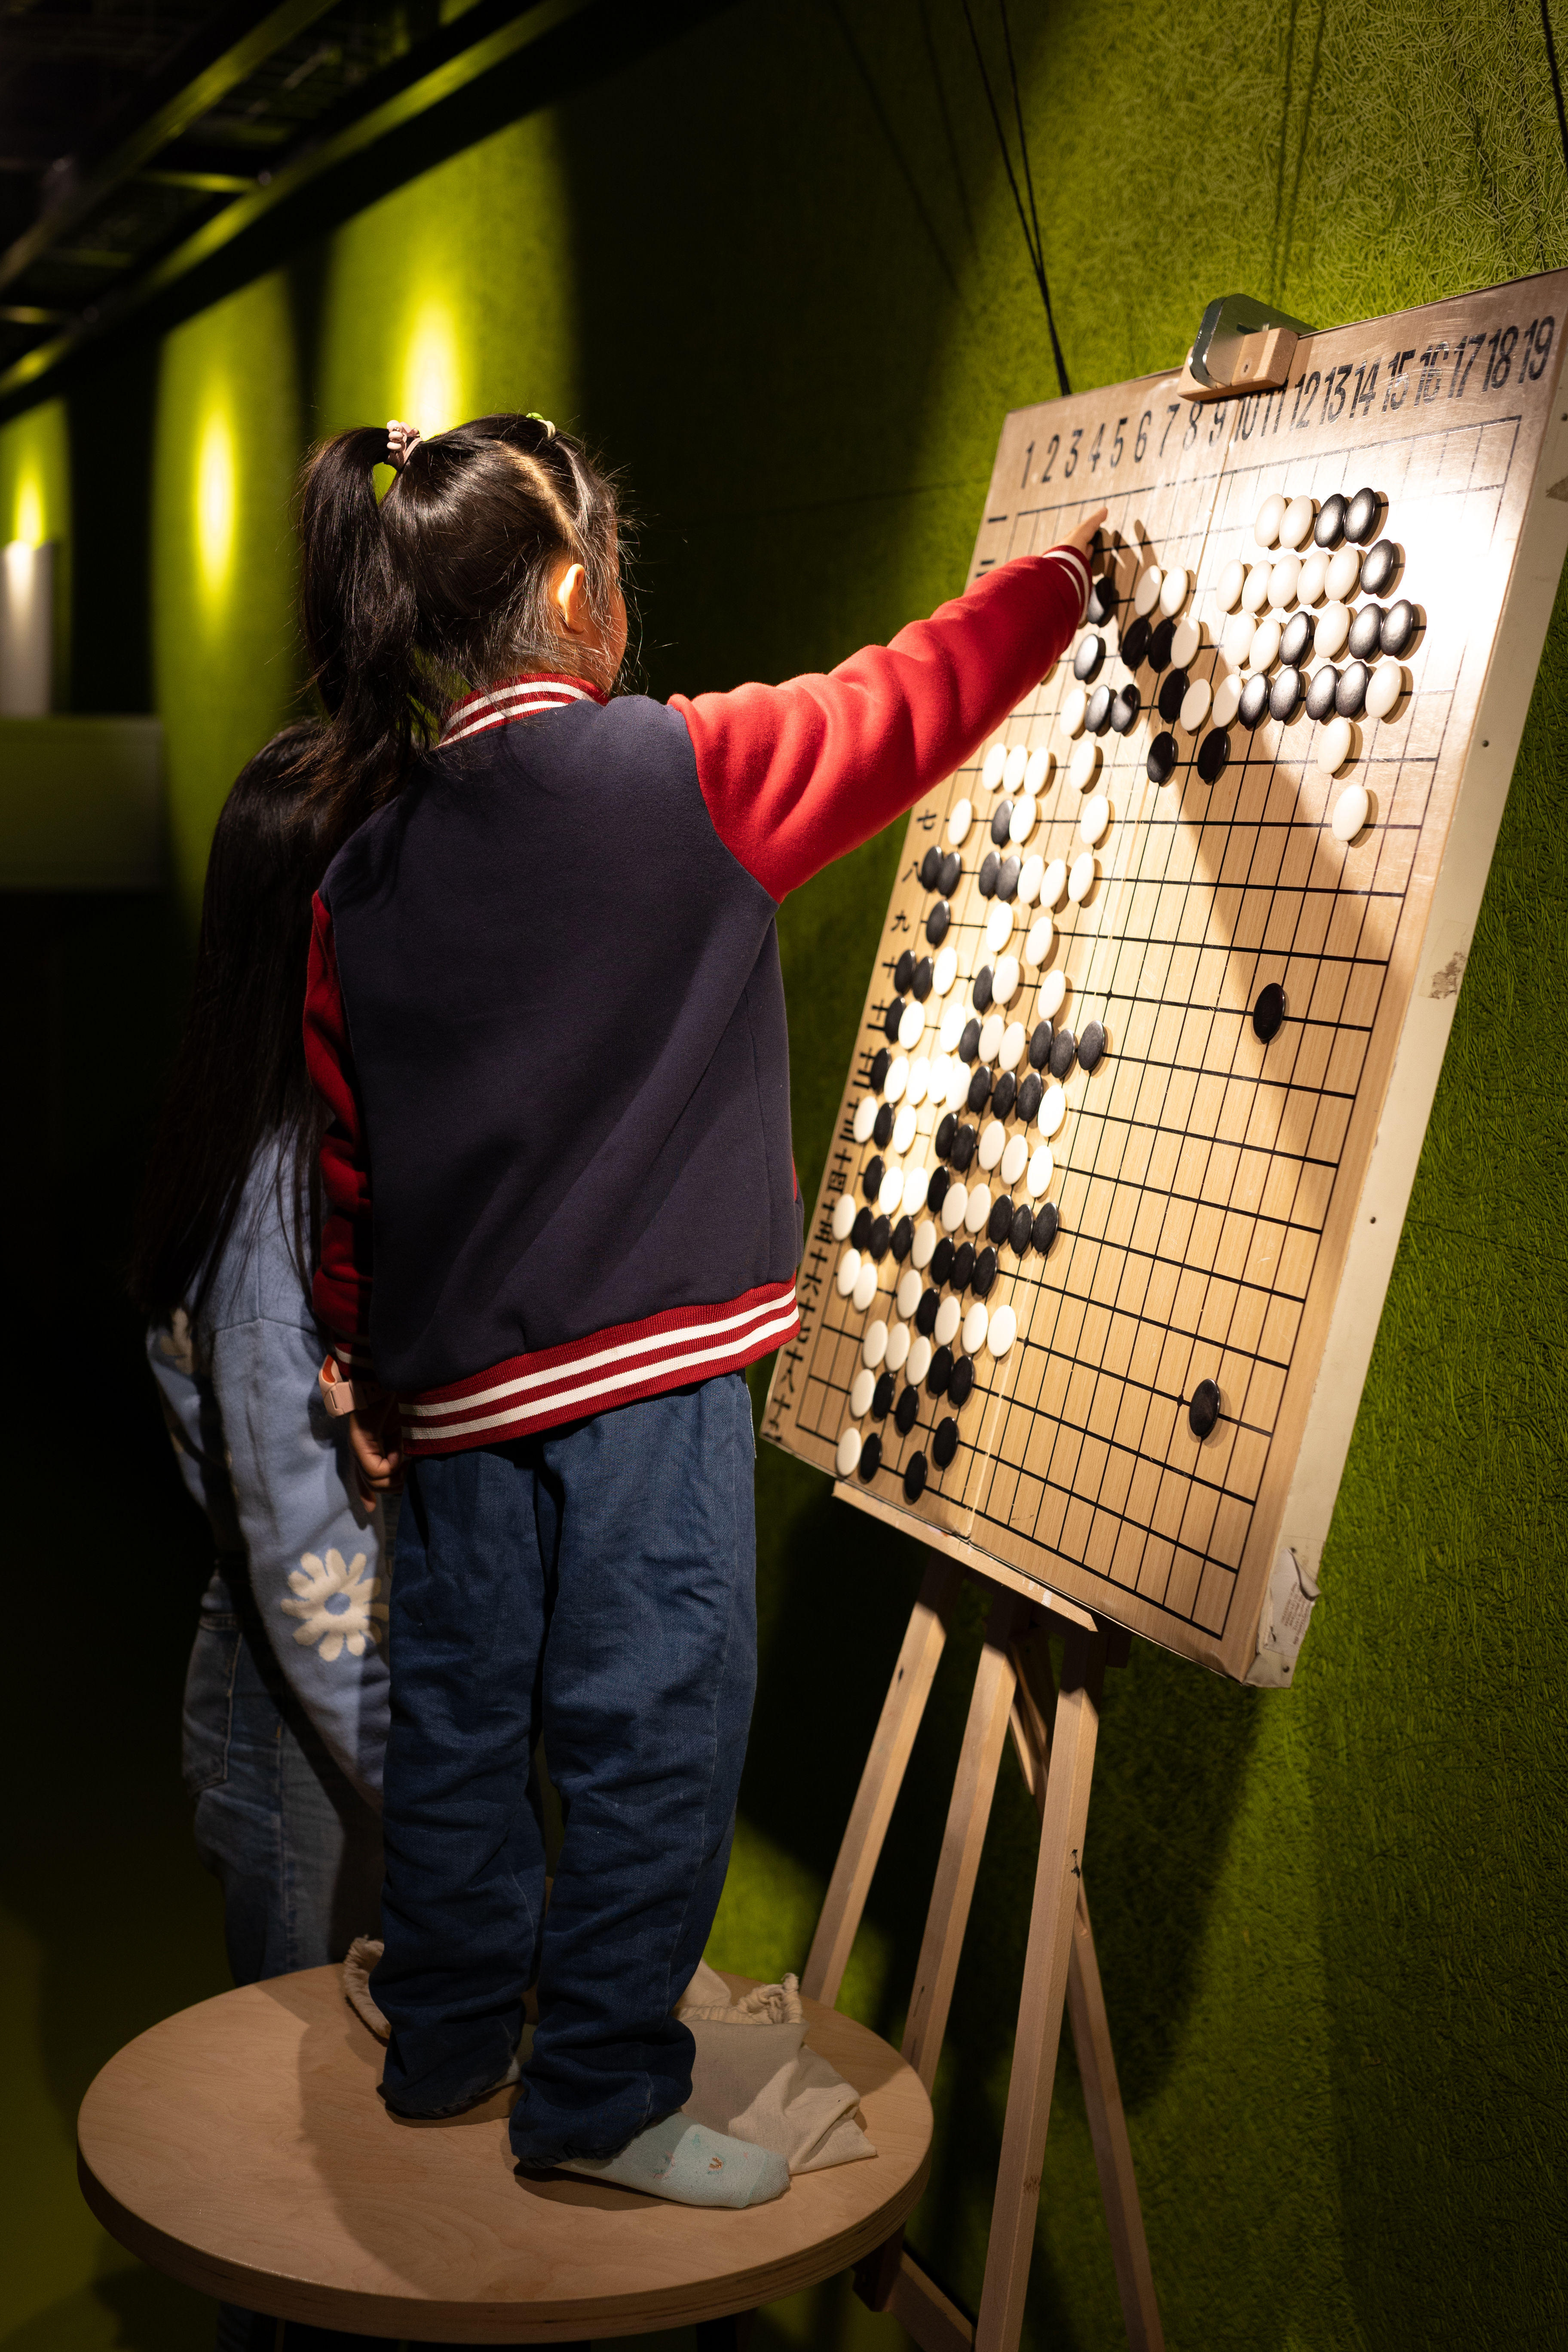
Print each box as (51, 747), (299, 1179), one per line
(802, 1550), (1163, 2352)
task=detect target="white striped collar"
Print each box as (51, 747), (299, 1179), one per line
(440, 672), (607, 748)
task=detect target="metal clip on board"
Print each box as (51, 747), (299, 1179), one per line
(1177, 292), (1315, 402)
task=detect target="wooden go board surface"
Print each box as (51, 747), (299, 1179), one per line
(764, 270), (1568, 1683)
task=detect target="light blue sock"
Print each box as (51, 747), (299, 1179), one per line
(558, 2114), (789, 2208)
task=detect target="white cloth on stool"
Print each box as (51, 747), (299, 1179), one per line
(675, 1959), (877, 2175)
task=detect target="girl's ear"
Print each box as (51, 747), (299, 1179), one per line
(553, 561), (590, 633)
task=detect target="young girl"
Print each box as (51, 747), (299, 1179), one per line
(300, 410), (1102, 2206)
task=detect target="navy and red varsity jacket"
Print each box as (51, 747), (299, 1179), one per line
(303, 545), (1089, 1455)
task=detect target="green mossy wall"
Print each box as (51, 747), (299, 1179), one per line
(2, 3), (1563, 2346)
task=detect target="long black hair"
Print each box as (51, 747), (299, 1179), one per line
(298, 411), (624, 827)
(131, 724), (337, 1326)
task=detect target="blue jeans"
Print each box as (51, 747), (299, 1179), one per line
(374, 1375), (758, 2167)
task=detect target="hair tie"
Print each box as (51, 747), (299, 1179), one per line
(385, 420), (423, 471)
(525, 413), (557, 438)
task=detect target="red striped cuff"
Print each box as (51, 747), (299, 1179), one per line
(398, 1281), (800, 1454)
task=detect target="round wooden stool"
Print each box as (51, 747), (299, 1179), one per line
(77, 1966), (932, 2344)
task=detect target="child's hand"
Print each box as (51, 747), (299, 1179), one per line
(350, 1394), (404, 1501)
(1065, 505), (1109, 557)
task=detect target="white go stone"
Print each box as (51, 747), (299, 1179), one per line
(925, 1051), (950, 1106)
(832, 1193), (857, 1241)
(999, 1020), (1026, 1070)
(1159, 565), (1190, 617)
(885, 1057), (909, 1105)
(896, 1268), (922, 1319)
(836, 1427), (863, 1478)
(1326, 545), (1361, 601)
(1211, 671), (1243, 726)
(1133, 564), (1164, 617)
(901, 1163), (929, 1216)
(947, 797), (973, 846)
(941, 1182), (968, 1232)
(892, 1104), (917, 1155)
(1001, 1131), (1029, 1186)
(878, 1167), (904, 1216)
(1025, 745), (1054, 793)
(1268, 552), (1301, 609)
(885, 1321), (911, 1372)
(981, 742), (1008, 791)
(1317, 600), (1351, 658)
(911, 1219), (937, 1271)
(964, 1183), (992, 1234)
(1061, 683), (1088, 737)
(1041, 857), (1069, 907)
(906, 1056), (930, 1108)
(1068, 851), (1097, 902)
(1331, 780), (1370, 841)
(934, 1295), (962, 1348)
(1004, 743), (1029, 790)
(1366, 661), (1406, 720)
(1080, 792), (1111, 846)
(945, 1057), (969, 1109)
(852, 1259), (878, 1311)
(1037, 969), (1067, 1019)
(898, 999), (925, 1049)
(962, 1300), (991, 1354)
(932, 946), (957, 996)
(853, 1095), (877, 1143)
(850, 1366), (876, 1415)
(1180, 676), (1213, 733)
(836, 1246), (861, 1296)
(1280, 493), (1316, 548)
(1222, 611), (1257, 667)
(978, 1011), (1004, 1061)
(1069, 736), (1102, 791)
(1255, 491), (1287, 545)
(986, 1303), (1018, 1358)
(992, 953), (1021, 1005)
(1018, 853), (1044, 906)
(1247, 617), (1282, 673)
(1241, 565), (1271, 615)
(985, 899), (1015, 952)
(1024, 911), (1054, 966)
(978, 1119), (1006, 1172)
(1315, 715), (1354, 775)
(1027, 1143), (1054, 1197)
(906, 1335), (934, 1385)
(861, 1326), (887, 1373)
(939, 1000), (966, 1053)
(1171, 613), (1202, 668)
(1038, 1081), (1066, 1138)
(1298, 546), (1331, 603)
(1216, 557), (1246, 612)
(1009, 796), (1038, 845)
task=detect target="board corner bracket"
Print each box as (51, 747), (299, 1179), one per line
(1178, 292), (1315, 404)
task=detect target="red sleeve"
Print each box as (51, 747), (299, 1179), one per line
(303, 891), (375, 1364)
(673, 547), (1090, 903)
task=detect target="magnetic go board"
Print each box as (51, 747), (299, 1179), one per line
(763, 270), (1568, 1684)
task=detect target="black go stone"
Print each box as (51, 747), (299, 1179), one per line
(935, 1111), (957, 1161)
(990, 801), (1013, 845)
(857, 1433), (882, 1480)
(1073, 632), (1106, 681)
(1028, 1020), (1053, 1070)
(1336, 661), (1370, 719)
(1009, 1202), (1035, 1255)
(1147, 731), (1179, 784)
(891, 1215), (913, 1261)
(992, 1070), (1017, 1121)
(1239, 673), (1271, 730)
(973, 1243), (999, 1294)
(861, 1156), (884, 1201)
(926, 1167), (951, 1215)
(867, 1214), (891, 1260)
(1088, 574), (1118, 625)
(1348, 603), (1384, 661)
(967, 1065), (993, 1115)
(1121, 612), (1152, 669)
(1314, 492), (1349, 548)
(986, 1194), (1012, 1251)
(978, 851), (1000, 898)
(1032, 1201), (1060, 1254)
(1078, 1020), (1106, 1073)
(1280, 609), (1315, 668)
(1017, 1071), (1044, 1122)
(958, 1018), (981, 1064)
(1087, 684), (1114, 735)
(872, 1372), (894, 1419)
(1362, 539), (1400, 595)
(869, 1048), (891, 1091)
(912, 956), (934, 1001)
(1111, 684), (1141, 734)
(895, 1386), (920, 1437)
(926, 900), (950, 946)
(997, 855), (1020, 901)
(951, 1240), (976, 1291)
(933, 1416), (960, 1469)
(927, 1346), (953, 1399)
(1187, 1377), (1222, 1439)
(951, 1123), (977, 1172)
(938, 850), (962, 896)
(915, 1288), (939, 1336)
(931, 1235), (955, 1286)
(1148, 616), (1176, 674)
(919, 845), (943, 891)
(903, 1451), (928, 1503)
(1197, 728), (1230, 784)
(1345, 486), (1382, 544)
(1270, 667), (1304, 722)
(873, 1102), (894, 1148)
(1252, 981), (1286, 1042)
(1049, 1027), (1077, 1080)
(948, 1356), (977, 1409)
(1381, 600), (1418, 657)
(972, 967), (993, 1013)
(1158, 668), (1188, 724)
(894, 948), (914, 993)
(883, 1001), (903, 1042)
(1306, 664), (1339, 722)
(851, 1206), (873, 1250)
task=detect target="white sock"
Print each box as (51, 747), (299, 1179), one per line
(557, 2113), (789, 2208)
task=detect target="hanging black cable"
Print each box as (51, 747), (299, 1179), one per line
(1543, 0), (1568, 184)
(959, 0), (1071, 395)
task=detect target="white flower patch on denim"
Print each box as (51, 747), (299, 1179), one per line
(282, 1549), (388, 1661)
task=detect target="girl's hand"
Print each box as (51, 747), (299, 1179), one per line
(1065, 505), (1109, 557)
(350, 1395), (404, 1501)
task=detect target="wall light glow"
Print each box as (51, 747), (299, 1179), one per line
(13, 470), (43, 546)
(196, 405), (236, 608)
(401, 302), (463, 435)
